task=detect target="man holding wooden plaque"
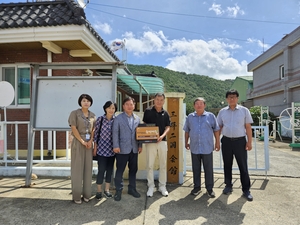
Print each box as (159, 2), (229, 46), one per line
(143, 93), (171, 197)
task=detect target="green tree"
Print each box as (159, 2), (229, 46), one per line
(127, 64), (233, 115)
(250, 106), (261, 126)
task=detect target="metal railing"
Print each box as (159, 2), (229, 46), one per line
(183, 126), (270, 175)
(0, 121), (71, 165)
(1, 121), (270, 177)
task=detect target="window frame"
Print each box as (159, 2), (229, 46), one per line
(280, 65), (285, 79)
(0, 64), (31, 109)
(117, 91), (122, 112)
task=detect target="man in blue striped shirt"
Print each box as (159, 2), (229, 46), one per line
(183, 97), (220, 197)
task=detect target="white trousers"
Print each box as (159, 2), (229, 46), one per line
(145, 141), (168, 188)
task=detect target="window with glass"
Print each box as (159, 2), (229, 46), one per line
(117, 91), (122, 111)
(280, 65), (284, 79)
(1, 66), (30, 106)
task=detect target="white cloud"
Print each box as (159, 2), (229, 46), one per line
(165, 39), (249, 80)
(209, 3), (245, 18)
(246, 50), (254, 56)
(247, 38), (271, 50)
(93, 22), (112, 34)
(209, 3), (224, 15)
(122, 31), (165, 55)
(121, 30), (251, 80)
(227, 4), (245, 18)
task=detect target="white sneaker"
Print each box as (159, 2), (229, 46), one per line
(158, 186), (168, 197)
(74, 199), (82, 204)
(147, 187), (154, 197)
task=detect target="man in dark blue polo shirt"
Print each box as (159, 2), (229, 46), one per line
(143, 93), (171, 197)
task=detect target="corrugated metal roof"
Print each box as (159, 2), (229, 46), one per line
(237, 76), (253, 82)
(117, 74), (164, 95)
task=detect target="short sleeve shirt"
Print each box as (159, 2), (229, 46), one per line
(183, 111), (220, 154)
(143, 106), (171, 141)
(217, 105), (253, 138)
(68, 109), (96, 137)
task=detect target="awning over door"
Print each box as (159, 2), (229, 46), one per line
(117, 74), (164, 95)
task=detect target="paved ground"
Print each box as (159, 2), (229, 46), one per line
(0, 140), (299, 225)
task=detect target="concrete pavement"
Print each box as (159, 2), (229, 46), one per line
(0, 140), (300, 225)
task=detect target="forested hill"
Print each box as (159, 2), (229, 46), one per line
(127, 64), (234, 115)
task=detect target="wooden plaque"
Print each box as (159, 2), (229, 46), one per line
(136, 126), (159, 143)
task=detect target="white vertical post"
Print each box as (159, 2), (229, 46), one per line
(66, 131), (70, 160)
(15, 124), (18, 160)
(47, 50), (53, 155)
(292, 102), (295, 144)
(112, 66), (117, 102)
(3, 107), (7, 166)
(264, 125), (270, 177)
(122, 39), (126, 63)
(53, 131), (57, 160)
(40, 131), (44, 160)
(139, 86), (142, 113)
(147, 95), (149, 108)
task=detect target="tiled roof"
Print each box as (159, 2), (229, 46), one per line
(0, 0), (119, 61)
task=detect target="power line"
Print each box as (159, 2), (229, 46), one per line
(88, 7), (276, 46)
(89, 3), (299, 26)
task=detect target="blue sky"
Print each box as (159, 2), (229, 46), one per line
(2, 0), (300, 80)
(83, 0), (300, 80)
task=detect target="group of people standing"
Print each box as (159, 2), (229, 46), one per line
(184, 89), (253, 201)
(68, 93), (171, 204)
(68, 89), (254, 205)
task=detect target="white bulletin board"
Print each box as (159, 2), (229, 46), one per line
(35, 77), (113, 129)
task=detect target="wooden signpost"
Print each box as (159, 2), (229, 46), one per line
(167, 97), (180, 183)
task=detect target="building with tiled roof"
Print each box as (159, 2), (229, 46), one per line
(0, 0), (119, 62)
(0, 0), (164, 151)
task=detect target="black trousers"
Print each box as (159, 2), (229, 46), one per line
(221, 136), (251, 193)
(96, 155), (115, 185)
(191, 152), (214, 191)
(114, 150), (138, 191)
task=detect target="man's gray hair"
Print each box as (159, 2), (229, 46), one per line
(194, 97), (206, 105)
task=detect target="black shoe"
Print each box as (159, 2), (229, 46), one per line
(243, 191), (253, 201)
(96, 192), (102, 199)
(223, 186), (233, 195)
(128, 189), (141, 198)
(206, 190), (215, 198)
(104, 191), (113, 198)
(114, 190), (122, 201)
(190, 187), (201, 196)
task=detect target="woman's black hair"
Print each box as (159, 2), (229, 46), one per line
(78, 94), (93, 107)
(103, 101), (117, 114)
